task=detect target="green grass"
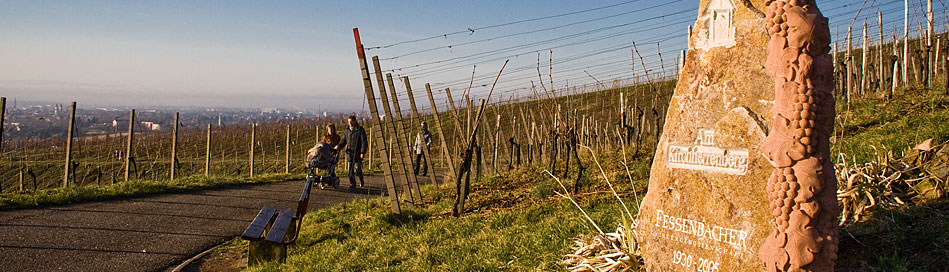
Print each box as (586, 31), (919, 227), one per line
(836, 198), (949, 271)
(825, 85), (949, 271)
(835, 84), (949, 163)
(0, 172), (303, 210)
(248, 146), (652, 271)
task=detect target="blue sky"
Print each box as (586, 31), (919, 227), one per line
(0, 0), (942, 112)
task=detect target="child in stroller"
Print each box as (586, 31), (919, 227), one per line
(306, 142), (341, 189)
(306, 123), (343, 189)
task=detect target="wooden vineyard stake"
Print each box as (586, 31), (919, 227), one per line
(249, 123), (256, 177)
(904, 0), (909, 85)
(518, 107), (531, 165)
(425, 83), (456, 179)
(0, 98), (4, 154)
(385, 73), (423, 202)
(444, 87), (466, 147)
(878, 12), (885, 94)
(367, 127), (373, 169)
(353, 28), (401, 217)
(928, 0), (934, 87)
(63, 102), (76, 187)
(285, 124), (291, 174)
(0, 97), (4, 192)
(170, 112), (179, 180)
(937, 38), (942, 76)
(124, 109), (135, 182)
(846, 25), (853, 105)
(493, 114), (501, 174)
(372, 58), (415, 203)
(861, 23), (867, 95)
(205, 124), (211, 176)
(404, 77), (439, 188)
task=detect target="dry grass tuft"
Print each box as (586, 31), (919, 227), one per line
(836, 139), (949, 225)
(561, 225), (642, 272)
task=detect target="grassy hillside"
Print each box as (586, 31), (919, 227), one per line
(240, 82), (947, 271)
(835, 84), (949, 163)
(248, 145), (652, 271)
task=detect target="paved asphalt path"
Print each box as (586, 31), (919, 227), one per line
(0, 174), (398, 272)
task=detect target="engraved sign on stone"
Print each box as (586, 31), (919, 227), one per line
(637, 0), (778, 270)
(696, 0), (737, 50)
(667, 128), (749, 175)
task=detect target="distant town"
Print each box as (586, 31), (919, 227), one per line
(1, 101), (335, 140)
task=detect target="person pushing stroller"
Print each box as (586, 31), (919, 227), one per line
(306, 123), (342, 189)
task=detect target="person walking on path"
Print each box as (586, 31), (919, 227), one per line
(338, 116), (368, 188)
(322, 123), (342, 180)
(413, 122), (432, 176)
(323, 123), (341, 148)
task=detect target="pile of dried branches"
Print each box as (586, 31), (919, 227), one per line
(561, 225), (641, 272)
(552, 146), (645, 272)
(836, 139), (949, 224)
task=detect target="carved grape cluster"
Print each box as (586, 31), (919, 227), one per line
(765, 0), (789, 37)
(759, 0), (838, 271)
(766, 167), (801, 232)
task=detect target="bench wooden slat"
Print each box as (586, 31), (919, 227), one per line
(297, 179), (313, 219)
(241, 206), (277, 240)
(264, 209), (294, 243)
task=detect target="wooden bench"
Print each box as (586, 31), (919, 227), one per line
(241, 179), (313, 265)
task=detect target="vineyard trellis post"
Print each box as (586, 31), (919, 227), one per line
(385, 73), (423, 201)
(846, 25), (853, 106)
(928, 0), (934, 88)
(403, 77), (439, 188)
(205, 124), (211, 176)
(63, 102), (76, 187)
(493, 114), (501, 174)
(861, 23), (868, 95)
(904, 0), (909, 85)
(0, 98), (5, 192)
(373, 57), (415, 203)
(285, 124), (291, 174)
(444, 88), (466, 145)
(124, 109), (135, 182)
(353, 28), (401, 217)
(249, 123), (256, 177)
(425, 83), (456, 179)
(0, 97), (4, 192)
(878, 12), (885, 94)
(367, 127), (372, 169)
(170, 112), (179, 180)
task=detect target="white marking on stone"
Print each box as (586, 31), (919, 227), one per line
(667, 129), (749, 175)
(697, 0), (737, 50)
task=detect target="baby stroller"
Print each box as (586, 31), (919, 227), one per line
(305, 142), (342, 190)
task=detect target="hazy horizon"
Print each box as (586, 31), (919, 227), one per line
(0, 1), (924, 112)
(0, 79), (362, 112)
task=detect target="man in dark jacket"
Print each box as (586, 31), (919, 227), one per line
(413, 122), (432, 176)
(338, 115), (368, 188)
